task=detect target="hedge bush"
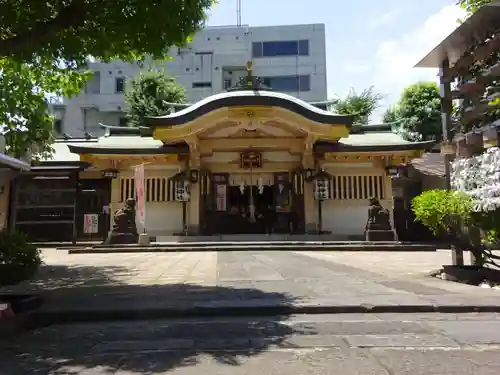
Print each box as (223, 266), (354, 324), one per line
(0, 230), (41, 286)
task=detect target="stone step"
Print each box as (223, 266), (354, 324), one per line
(155, 234), (365, 242)
(93, 241), (418, 248)
(67, 242), (439, 254)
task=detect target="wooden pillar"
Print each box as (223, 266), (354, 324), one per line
(483, 127), (500, 148)
(0, 171), (11, 230)
(440, 57), (463, 266)
(72, 171), (79, 244)
(302, 141), (317, 233)
(466, 132), (483, 152)
(187, 142), (201, 235)
(456, 137), (474, 157)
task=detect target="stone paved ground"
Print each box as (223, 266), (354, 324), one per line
(2, 314), (500, 374)
(1, 249), (473, 291)
(2, 249), (500, 313)
(298, 250), (458, 277)
(14, 249), (219, 288)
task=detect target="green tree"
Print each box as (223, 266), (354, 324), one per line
(331, 86), (382, 125)
(125, 70), (187, 127)
(389, 82), (441, 141)
(382, 106), (399, 124)
(457, 0), (494, 15)
(412, 190), (474, 238)
(0, 0), (213, 158)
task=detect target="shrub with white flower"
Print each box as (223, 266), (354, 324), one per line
(451, 147), (500, 212)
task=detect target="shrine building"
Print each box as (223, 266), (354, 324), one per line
(6, 69), (434, 242)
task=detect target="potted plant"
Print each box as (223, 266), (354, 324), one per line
(412, 189), (487, 284)
(0, 230), (41, 286)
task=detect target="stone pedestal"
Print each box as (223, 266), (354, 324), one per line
(138, 233), (150, 246)
(365, 230), (395, 241)
(305, 222), (318, 234)
(187, 224), (200, 235)
(107, 233), (138, 245)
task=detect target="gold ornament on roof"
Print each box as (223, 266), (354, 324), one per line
(246, 60), (253, 72)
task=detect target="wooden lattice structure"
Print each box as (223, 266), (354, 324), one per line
(416, 2), (500, 156)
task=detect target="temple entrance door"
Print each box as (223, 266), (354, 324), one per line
(291, 168), (306, 234)
(211, 173), (230, 234)
(199, 169), (213, 235)
(273, 172), (292, 233)
(225, 184), (274, 234)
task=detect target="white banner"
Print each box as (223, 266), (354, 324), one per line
(216, 184), (227, 211)
(134, 163), (146, 226)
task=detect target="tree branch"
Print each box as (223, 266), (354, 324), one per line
(0, 0), (93, 58)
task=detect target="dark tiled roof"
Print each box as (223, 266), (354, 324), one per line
(411, 152), (446, 176)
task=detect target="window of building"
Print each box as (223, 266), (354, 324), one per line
(53, 119), (63, 134)
(115, 77), (125, 93)
(331, 175), (385, 200)
(298, 75), (310, 90)
(252, 42), (263, 58)
(118, 117), (127, 127)
(84, 72), (101, 94)
(252, 40), (310, 58)
(119, 177), (182, 202)
(192, 82), (212, 88)
(262, 75), (311, 92)
(298, 39), (309, 55)
(223, 79), (232, 90)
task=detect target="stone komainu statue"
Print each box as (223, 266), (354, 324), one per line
(365, 197), (395, 241)
(106, 198), (139, 244)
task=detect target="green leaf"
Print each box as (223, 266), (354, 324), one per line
(331, 86), (383, 125)
(412, 190), (474, 235)
(387, 81), (442, 141)
(0, 0), (214, 159)
(125, 69), (187, 127)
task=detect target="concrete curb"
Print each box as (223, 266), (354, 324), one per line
(20, 304), (500, 328)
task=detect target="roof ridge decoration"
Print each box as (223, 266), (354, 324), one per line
(99, 123), (151, 137)
(146, 90), (354, 131)
(226, 60), (273, 92)
(163, 98), (340, 111)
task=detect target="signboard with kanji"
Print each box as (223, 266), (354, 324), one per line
(240, 151), (262, 169)
(314, 179), (330, 201)
(83, 214), (99, 234)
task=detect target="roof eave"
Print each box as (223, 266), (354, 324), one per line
(314, 140), (436, 153)
(67, 143), (189, 155)
(0, 154), (30, 171)
(415, 2), (500, 68)
(146, 93), (354, 127)
(27, 161), (91, 171)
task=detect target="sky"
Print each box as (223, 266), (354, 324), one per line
(206, 0), (466, 121)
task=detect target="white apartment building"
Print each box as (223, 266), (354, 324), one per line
(54, 23), (328, 137)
